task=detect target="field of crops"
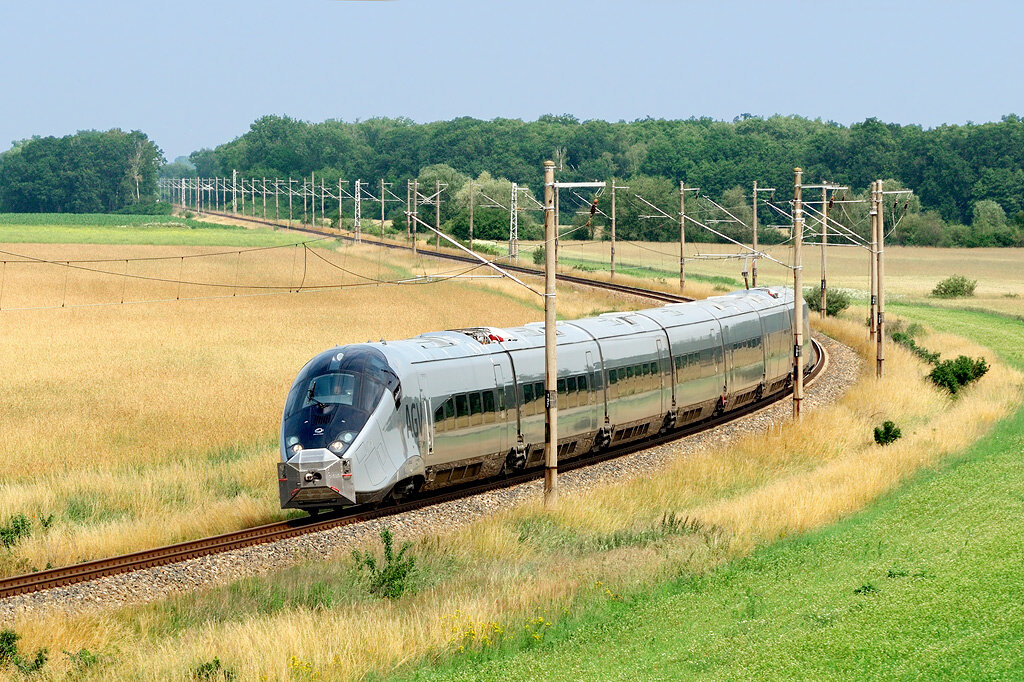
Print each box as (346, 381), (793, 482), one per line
(0, 220), (633, 575)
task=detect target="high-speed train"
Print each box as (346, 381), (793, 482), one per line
(278, 286), (813, 513)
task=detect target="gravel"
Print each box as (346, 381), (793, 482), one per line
(0, 332), (861, 622)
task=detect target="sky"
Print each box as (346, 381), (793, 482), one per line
(1, 0), (1022, 161)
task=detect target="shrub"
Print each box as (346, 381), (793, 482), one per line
(0, 514), (32, 548)
(532, 245), (545, 265)
(352, 527), (417, 599)
(891, 332), (941, 365)
(804, 288), (852, 317)
(0, 629), (48, 674)
(928, 356), (989, 395)
(193, 657), (235, 680)
(931, 274), (977, 298)
(874, 421), (902, 446)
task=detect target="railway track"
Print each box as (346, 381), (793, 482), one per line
(0, 211), (825, 600)
(192, 208), (691, 304)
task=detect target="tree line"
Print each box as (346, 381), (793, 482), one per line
(175, 113), (1024, 247)
(0, 130), (163, 213)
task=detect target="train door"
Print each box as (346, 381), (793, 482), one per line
(655, 339), (667, 414)
(722, 323), (736, 395)
(585, 352), (596, 406)
(492, 363), (507, 456)
(417, 372), (433, 458)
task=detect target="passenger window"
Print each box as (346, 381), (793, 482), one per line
(497, 389), (505, 412)
(641, 363), (649, 377)
(557, 378), (566, 394)
(469, 392), (482, 415)
(578, 374), (588, 391)
(567, 376), (577, 393)
(434, 404), (445, 429)
(523, 383), (534, 404)
(483, 391), (495, 413)
(444, 399), (455, 420)
(626, 366), (634, 379)
(455, 394), (469, 418)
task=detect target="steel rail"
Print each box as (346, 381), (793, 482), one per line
(0, 338), (823, 601)
(188, 208), (690, 304)
(0, 207), (825, 600)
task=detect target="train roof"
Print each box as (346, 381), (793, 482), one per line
(344, 286), (796, 368)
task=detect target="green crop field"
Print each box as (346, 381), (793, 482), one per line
(391, 305), (1024, 681)
(0, 212), (305, 247)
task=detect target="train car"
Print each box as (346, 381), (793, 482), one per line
(278, 286), (813, 513)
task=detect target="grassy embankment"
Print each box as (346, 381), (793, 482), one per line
(5, 299), (1019, 678)
(390, 304), (1024, 680)
(0, 216), (634, 575)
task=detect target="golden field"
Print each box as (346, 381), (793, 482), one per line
(551, 239), (1024, 315)
(6, 303), (1021, 681)
(0, 238), (635, 575)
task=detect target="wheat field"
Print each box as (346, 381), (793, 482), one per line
(6, 304), (1020, 681)
(0, 238), (636, 574)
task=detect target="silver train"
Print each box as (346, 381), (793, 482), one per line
(278, 286), (813, 512)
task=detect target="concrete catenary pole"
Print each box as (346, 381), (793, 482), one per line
(435, 179), (441, 249)
(610, 180), (617, 279)
(542, 160), (558, 510)
(751, 181), (758, 287)
(792, 167), (805, 420)
(679, 182), (686, 291)
(869, 181), (879, 342)
(876, 179), (886, 378)
(232, 169), (237, 214)
(380, 178), (386, 241)
(820, 183), (828, 318)
(412, 179), (419, 257)
(468, 180), (475, 250)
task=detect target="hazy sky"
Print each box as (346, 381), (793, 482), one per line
(1, 1), (1022, 161)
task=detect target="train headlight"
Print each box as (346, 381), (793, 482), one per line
(341, 431), (356, 443)
(289, 443), (303, 456)
(328, 440), (346, 454)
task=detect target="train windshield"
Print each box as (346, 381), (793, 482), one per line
(283, 347), (399, 422)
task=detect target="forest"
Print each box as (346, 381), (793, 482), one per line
(0, 130), (162, 213)
(174, 113), (1024, 247)
(4, 115), (1024, 246)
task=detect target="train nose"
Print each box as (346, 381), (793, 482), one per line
(278, 448), (356, 509)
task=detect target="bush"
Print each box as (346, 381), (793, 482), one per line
(931, 274), (977, 298)
(874, 421), (902, 446)
(804, 288), (852, 316)
(352, 527), (417, 599)
(928, 356), (989, 395)
(891, 332), (941, 365)
(0, 629), (48, 674)
(193, 657), (235, 680)
(0, 514), (32, 548)
(532, 245), (545, 265)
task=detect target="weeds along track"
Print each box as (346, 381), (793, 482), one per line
(0, 209), (826, 600)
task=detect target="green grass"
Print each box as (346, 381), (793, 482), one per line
(0, 213), (308, 247)
(391, 305), (1024, 681)
(559, 255), (742, 288)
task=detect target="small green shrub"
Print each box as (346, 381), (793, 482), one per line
(931, 274), (977, 298)
(874, 421), (902, 446)
(891, 332), (941, 365)
(928, 356), (989, 395)
(64, 648), (100, 670)
(0, 514), (32, 548)
(532, 245), (545, 265)
(352, 527), (417, 599)
(0, 629), (48, 674)
(803, 287), (852, 316)
(193, 657), (235, 680)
